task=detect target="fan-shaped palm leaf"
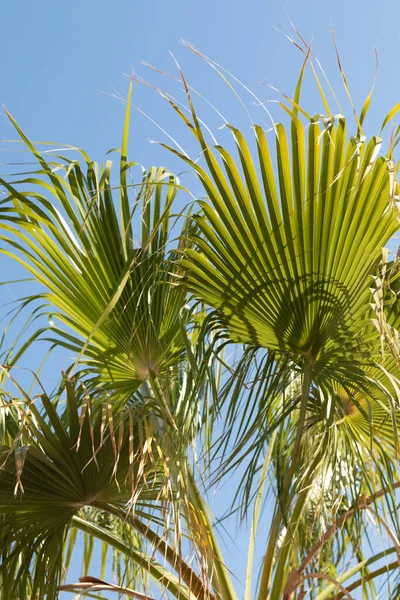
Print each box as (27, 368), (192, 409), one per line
(0, 88), (237, 600)
(0, 372), (213, 600)
(0, 86), (187, 403)
(169, 96), (397, 385)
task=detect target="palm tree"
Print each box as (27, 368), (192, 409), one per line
(1, 42), (400, 599)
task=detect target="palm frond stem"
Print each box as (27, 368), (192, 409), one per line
(244, 429), (278, 600)
(97, 503), (213, 600)
(59, 580), (154, 599)
(301, 573), (354, 600)
(298, 480), (400, 575)
(186, 470), (237, 600)
(71, 516), (192, 600)
(258, 366), (311, 600)
(313, 546), (397, 600)
(329, 560), (399, 599)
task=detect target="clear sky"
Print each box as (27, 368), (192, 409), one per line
(2, 0), (400, 597)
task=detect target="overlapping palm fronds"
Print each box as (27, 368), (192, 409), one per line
(1, 36), (400, 600)
(0, 366), (232, 600)
(0, 85), (234, 600)
(0, 366), (234, 600)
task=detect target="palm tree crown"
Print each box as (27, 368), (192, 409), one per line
(1, 43), (400, 600)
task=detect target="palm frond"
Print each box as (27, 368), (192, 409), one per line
(0, 94), (187, 404)
(0, 372), (173, 600)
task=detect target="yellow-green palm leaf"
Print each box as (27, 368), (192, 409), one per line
(165, 93), (398, 387)
(0, 93), (186, 402)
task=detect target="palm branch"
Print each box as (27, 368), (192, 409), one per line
(0, 86), (187, 404)
(0, 90), (234, 600)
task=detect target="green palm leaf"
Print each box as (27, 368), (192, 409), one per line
(0, 370), (206, 600)
(2, 47), (400, 600)
(0, 92), (187, 403)
(172, 113), (397, 387)
(152, 57), (400, 598)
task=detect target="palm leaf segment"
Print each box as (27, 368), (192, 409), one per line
(0, 92), (186, 401)
(167, 86), (398, 391)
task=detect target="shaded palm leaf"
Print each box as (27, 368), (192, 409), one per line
(0, 372), (186, 600)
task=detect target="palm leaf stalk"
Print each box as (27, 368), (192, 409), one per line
(58, 577), (155, 599)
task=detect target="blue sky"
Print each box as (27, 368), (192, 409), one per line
(2, 0), (400, 597)
(3, 0), (400, 165)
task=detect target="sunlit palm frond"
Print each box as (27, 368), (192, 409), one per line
(175, 108), (396, 385)
(2, 41), (400, 600)
(0, 92), (237, 600)
(0, 89), (187, 404)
